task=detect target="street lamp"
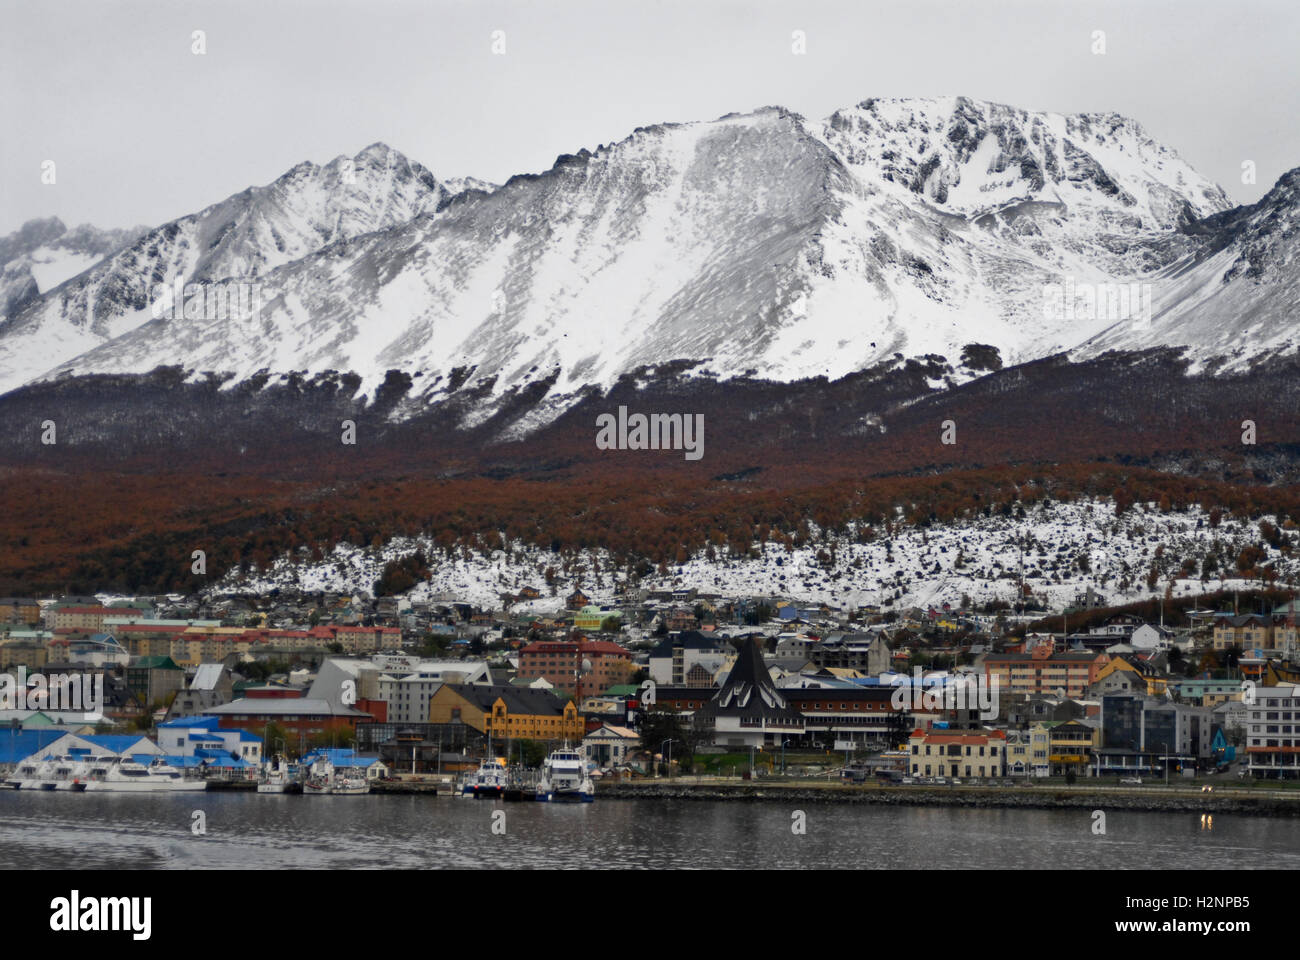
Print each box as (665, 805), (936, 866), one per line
(781, 739), (793, 777)
(660, 738), (677, 779)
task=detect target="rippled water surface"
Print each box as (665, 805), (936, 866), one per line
(1, 791), (1294, 869)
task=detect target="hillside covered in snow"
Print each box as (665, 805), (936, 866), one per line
(216, 498), (1299, 613)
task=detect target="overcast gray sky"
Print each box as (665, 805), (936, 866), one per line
(2, 0), (1296, 234)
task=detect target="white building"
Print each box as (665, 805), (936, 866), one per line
(1245, 682), (1300, 779)
(648, 632), (736, 686)
(582, 724), (640, 768)
(376, 659), (493, 724)
(1129, 624), (1174, 653)
(155, 716), (262, 764)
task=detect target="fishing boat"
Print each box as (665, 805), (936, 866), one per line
(257, 754), (293, 794)
(302, 755), (370, 795)
(332, 773), (370, 796)
(303, 756), (335, 795)
(462, 757), (509, 798)
(536, 747), (594, 803)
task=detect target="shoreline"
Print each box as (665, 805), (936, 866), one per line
(594, 780), (1300, 817)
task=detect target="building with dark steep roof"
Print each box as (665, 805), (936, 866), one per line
(694, 636), (803, 748)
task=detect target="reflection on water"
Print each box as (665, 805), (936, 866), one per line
(0, 792), (1294, 869)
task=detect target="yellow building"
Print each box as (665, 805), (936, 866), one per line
(1091, 656), (1168, 696)
(429, 684), (584, 743)
(1006, 723), (1052, 777)
(0, 639), (48, 670)
(1047, 720), (1097, 776)
(906, 728), (1007, 779)
(168, 627), (254, 667)
(1213, 614), (1272, 651)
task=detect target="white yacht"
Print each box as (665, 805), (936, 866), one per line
(462, 757), (508, 798)
(536, 748), (594, 803)
(9, 755), (205, 792)
(82, 757), (207, 792)
(9, 756), (78, 790)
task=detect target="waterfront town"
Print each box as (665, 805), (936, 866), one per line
(2, 583), (1299, 796)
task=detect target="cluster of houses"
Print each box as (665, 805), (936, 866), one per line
(3, 591), (1300, 783)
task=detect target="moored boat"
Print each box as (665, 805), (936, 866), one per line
(462, 757), (509, 798)
(536, 748), (594, 803)
(8, 755), (207, 792)
(82, 757), (208, 792)
(303, 756), (335, 795)
(301, 755), (370, 795)
(332, 774), (370, 795)
(257, 754), (293, 794)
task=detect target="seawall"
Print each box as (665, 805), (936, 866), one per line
(596, 780), (1300, 817)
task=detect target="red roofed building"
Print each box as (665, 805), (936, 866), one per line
(52, 606), (145, 632)
(907, 728), (1007, 779)
(110, 623), (187, 656)
(307, 625), (401, 654)
(518, 639), (635, 695)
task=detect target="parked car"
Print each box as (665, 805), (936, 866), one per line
(950, 778), (962, 785)
(901, 777), (915, 784)
(1120, 777), (1142, 785)
(933, 777), (947, 784)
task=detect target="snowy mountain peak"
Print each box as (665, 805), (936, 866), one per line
(0, 144), (470, 394)
(7, 94), (1295, 431)
(0, 216), (148, 322)
(820, 95), (1229, 229)
(1075, 164), (1300, 369)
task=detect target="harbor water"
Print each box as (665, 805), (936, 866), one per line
(1, 791), (1296, 868)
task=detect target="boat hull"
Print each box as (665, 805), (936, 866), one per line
(537, 790), (594, 803)
(82, 780), (208, 793)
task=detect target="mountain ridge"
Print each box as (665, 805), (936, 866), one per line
(3, 95), (1296, 443)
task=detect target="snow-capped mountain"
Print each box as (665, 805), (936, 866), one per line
(0, 144), (475, 395)
(4, 96), (1293, 430)
(1075, 167), (1300, 371)
(0, 217), (148, 320)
